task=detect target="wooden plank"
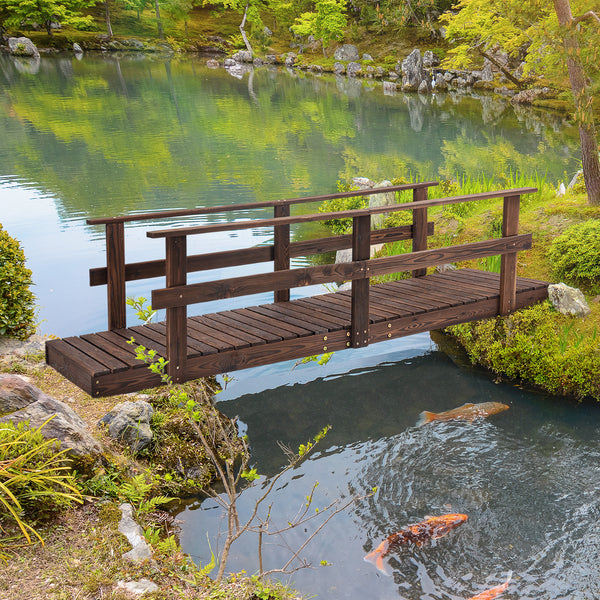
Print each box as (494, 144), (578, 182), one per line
(412, 186), (428, 278)
(370, 284), (439, 313)
(106, 222), (126, 330)
(500, 195), (521, 315)
(91, 367), (165, 397)
(351, 215), (371, 347)
(81, 332), (140, 367)
(60, 336), (129, 372)
(89, 182), (439, 225)
(291, 299), (352, 328)
(187, 317), (251, 350)
(147, 322), (218, 356)
(46, 339), (104, 395)
(224, 308), (297, 340)
(263, 301), (345, 331)
(151, 235), (532, 309)
(93, 331), (148, 367)
(211, 311), (284, 342)
(146, 188), (536, 238)
(236, 307), (312, 337)
(165, 235), (187, 382)
(251, 304), (329, 335)
(206, 313), (271, 345)
(274, 203), (291, 303)
(116, 326), (168, 356)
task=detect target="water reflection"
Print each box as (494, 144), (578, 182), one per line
(177, 347), (600, 599)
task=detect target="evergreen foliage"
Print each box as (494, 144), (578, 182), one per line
(0, 225), (36, 341)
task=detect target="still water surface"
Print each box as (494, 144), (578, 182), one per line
(1, 54), (597, 599)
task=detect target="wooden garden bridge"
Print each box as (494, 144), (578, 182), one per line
(46, 182), (549, 397)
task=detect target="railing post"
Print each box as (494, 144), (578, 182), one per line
(106, 222), (126, 330)
(412, 186), (428, 278)
(499, 194), (520, 315)
(351, 215), (371, 348)
(274, 203), (290, 302)
(165, 235), (187, 383)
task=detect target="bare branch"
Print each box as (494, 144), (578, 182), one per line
(571, 11), (600, 26)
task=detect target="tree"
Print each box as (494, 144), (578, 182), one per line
(0, 0), (96, 35)
(441, 0), (600, 204)
(291, 0), (347, 56)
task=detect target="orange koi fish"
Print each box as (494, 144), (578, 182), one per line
(417, 402), (509, 425)
(364, 513), (468, 575)
(467, 573), (512, 600)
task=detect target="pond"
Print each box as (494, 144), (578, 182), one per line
(0, 53), (595, 599)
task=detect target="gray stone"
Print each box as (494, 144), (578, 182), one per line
(387, 71), (399, 81)
(548, 283), (591, 317)
(0, 374), (40, 415)
(118, 503), (153, 562)
(265, 54), (278, 64)
(98, 400), (154, 453)
(365, 65), (375, 78)
(422, 50), (439, 68)
(369, 180), (395, 229)
(116, 579), (159, 597)
(352, 177), (374, 190)
(73, 43), (83, 54)
(253, 57), (264, 67)
(433, 73), (448, 91)
(376, 66), (386, 78)
(383, 80), (397, 95)
(263, 26), (272, 37)
(0, 382), (103, 460)
(8, 37), (40, 58)
(401, 49), (426, 92)
(0, 334), (45, 358)
(334, 44), (359, 61)
(223, 57), (236, 66)
(232, 50), (253, 63)
(333, 62), (345, 75)
(418, 79), (430, 94)
(480, 59), (494, 82)
(206, 59), (219, 68)
(362, 53), (373, 61)
(284, 52), (296, 67)
(346, 61), (361, 77)
(568, 170), (584, 189)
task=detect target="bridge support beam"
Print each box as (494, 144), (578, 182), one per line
(499, 194), (520, 315)
(351, 215), (371, 347)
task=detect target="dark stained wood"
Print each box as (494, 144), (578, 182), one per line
(106, 222), (126, 330)
(146, 188), (537, 238)
(352, 215), (371, 348)
(500, 195), (520, 315)
(251, 304), (329, 335)
(88, 182), (439, 225)
(274, 203), (291, 303)
(412, 186), (428, 278)
(166, 235), (187, 382)
(89, 223), (434, 287)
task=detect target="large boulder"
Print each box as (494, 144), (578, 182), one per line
(0, 375), (104, 461)
(346, 62), (362, 77)
(369, 180), (395, 229)
(8, 37), (40, 58)
(232, 50), (253, 63)
(334, 44), (359, 61)
(401, 49), (427, 92)
(548, 283), (591, 317)
(98, 400), (154, 453)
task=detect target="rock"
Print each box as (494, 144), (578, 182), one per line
(376, 66), (386, 77)
(346, 62), (361, 77)
(265, 54), (278, 64)
(98, 400), (154, 453)
(352, 177), (374, 190)
(568, 169), (583, 189)
(401, 49), (426, 92)
(480, 59), (494, 82)
(334, 44), (359, 61)
(284, 52), (296, 67)
(0, 374), (40, 414)
(263, 26), (272, 37)
(253, 57), (264, 67)
(511, 87), (552, 105)
(116, 579), (159, 597)
(223, 57), (236, 66)
(422, 50), (439, 68)
(123, 38), (145, 49)
(369, 180), (395, 229)
(333, 62), (345, 75)
(73, 43), (83, 54)
(232, 50), (253, 63)
(418, 79), (430, 94)
(433, 73), (448, 91)
(557, 182), (566, 196)
(206, 59), (219, 68)
(365, 65), (375, 78)
(118, 503), (153, 562)
(0, 379), (103, 460)
(548, 283), (591, 317)
(383, 80), (397, 95)
(0, 334), (46, 358)
(387, 71), (399, 81)
(362, 53), (373, 61)
(8, 37), (40, 58)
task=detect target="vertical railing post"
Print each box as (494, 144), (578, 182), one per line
(499, 194), (520, 315)
(274, 203), (290, 303)
(165, 235), (187, 383)
(351, 214), (371, 348)
(412, 186), (428, 278)
(106, 222), (126, 330)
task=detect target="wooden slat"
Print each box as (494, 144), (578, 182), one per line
(187, 317), (251, 350)
(236, 307), (311, 337)
(351, 215), (371, 347)
(211, 311), (284, 342)
(291, 299), (352, 328)
(106, 222), (126, 330)
(274, 203), (291, 303)
(251, 304), (329, 335)
(147, 322), (218, 356)
(166, 235), (187, 382)
(370, 284), (439, 313)
(81, 332), (140, 367)
(206, 313), (272, 345)
(60, 336), (129, 372)
(412, 186), (428, 277)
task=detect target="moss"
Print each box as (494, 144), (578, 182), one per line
(98, 502), (122, 527)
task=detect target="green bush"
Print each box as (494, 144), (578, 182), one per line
(0, 419), (82, 556)
(547, 219), (600, 288)
(446, 301), (600, 400)
(0, 225), (36, 340)
(319, 185), (368, 235)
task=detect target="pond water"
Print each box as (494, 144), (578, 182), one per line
(1, 53), (596, 599)
(0, 53), (581, 336)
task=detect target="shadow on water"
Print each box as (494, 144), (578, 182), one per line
(176, 342), (600, 599)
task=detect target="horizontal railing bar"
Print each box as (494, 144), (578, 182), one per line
(151, 234), (532, 309)
(89, 223), (433, 286)
(146, 188), (537, 238)
(86, 182), (439, 225)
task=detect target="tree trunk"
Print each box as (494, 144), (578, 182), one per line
(154, 0), (164, 39)
(553, 0), (600, 205)
(45, 20), (53, 36)
(105, 0), (114, 38)
(239, 1), (253, 55)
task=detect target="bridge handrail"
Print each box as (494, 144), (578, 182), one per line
(86, 181), (439, 225)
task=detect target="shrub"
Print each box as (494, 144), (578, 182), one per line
(547, 219), (600, 288)
(0, 225), (36, 340)
(319, 183), (368, 234)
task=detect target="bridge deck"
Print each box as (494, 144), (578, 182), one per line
(46, 269), (549, 397)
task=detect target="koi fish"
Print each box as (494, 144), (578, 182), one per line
(467, 572), (512, 600)
(417, 402), (509, 425)
(364, 513), (468, 575)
